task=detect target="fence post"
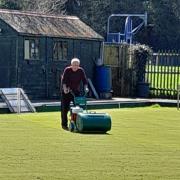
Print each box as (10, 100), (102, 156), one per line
(177, 85), (180, 110)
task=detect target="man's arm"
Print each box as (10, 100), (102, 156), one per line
(80, 68), (89, 93)
(61, 67), (70, 94)
(80, 68), (88, 85)
(62, 84), (70, 94)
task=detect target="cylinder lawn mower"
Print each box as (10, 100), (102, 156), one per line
(69, 92), (111, 133)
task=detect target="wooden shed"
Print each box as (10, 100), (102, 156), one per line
(0, 9), (103, 99)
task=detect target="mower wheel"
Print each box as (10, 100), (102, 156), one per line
(69, 121), (75, 132)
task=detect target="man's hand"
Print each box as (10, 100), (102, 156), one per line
(63, 84), (70, 94)
(64, 87), (70, 94)
(84, 85), (89, 94)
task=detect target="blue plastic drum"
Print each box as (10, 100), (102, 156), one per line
(95, 66), (112, 93)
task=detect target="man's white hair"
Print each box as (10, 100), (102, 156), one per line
(71, 58), (80, 65)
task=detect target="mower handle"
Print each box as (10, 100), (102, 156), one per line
(69, 90), (87, 108)
(69, 90), (88, 98)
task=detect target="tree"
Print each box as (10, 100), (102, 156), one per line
(0, 0), (179, 50)
(143, 0), (180, 50)
(20, 0), (67, 14)
(0, 0), (21, 9)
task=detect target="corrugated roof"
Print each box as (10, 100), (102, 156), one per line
(0, 9), (103, 40)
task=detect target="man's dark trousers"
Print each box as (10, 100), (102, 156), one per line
(60, 92), (74, 127)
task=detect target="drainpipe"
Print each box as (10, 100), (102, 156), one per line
(15, 37), (19, 87)
(45, 37), (49, 98)
(100, 41), (104, 65)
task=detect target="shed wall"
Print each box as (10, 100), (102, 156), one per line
(0, 18), (102, 99)
(17, 36), (102, 99)
(0, 19), (18, 88)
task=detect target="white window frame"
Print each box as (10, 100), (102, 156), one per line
(53, 41), (68, 61)
(24, 38), (40, 60)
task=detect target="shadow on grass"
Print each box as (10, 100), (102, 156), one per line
(78, 131), (112, 135)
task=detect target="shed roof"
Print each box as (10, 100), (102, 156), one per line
(0, 9), (103, 40)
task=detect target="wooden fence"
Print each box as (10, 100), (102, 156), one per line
(103, 43), (136, 97)
(146, 50), (180, 99)
(104, 44), (180, 99)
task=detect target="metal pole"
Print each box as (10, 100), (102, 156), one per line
(177, 85), (180, 110)
(101, 41), (104, 64)
(17, 88), (21, 114)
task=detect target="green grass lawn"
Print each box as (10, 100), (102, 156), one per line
(0, 107), (180, 180)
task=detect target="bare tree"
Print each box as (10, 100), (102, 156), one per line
(20, 0), (80, 15)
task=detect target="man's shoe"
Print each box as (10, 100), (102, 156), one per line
(62, 126), (69, 131)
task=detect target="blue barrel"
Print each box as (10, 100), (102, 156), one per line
(137, 82), (150, 98)
(95, 66), (112, 93)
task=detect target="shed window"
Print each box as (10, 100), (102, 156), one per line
(53, 41), (67, 61)
(24, 38), (40, 60)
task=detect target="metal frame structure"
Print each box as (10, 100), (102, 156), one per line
(0, 88), (36, 113)
(107, 12), (147, 44)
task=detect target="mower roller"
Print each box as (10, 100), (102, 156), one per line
(69, 92), (111, 133)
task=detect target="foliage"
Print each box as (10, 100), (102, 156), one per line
(150, 103), (161, 108)
(131, 44), (152, 82)
(141, 0), (180, 51)
(0, 0), (21, 9)
(0, 0), (79, 14)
